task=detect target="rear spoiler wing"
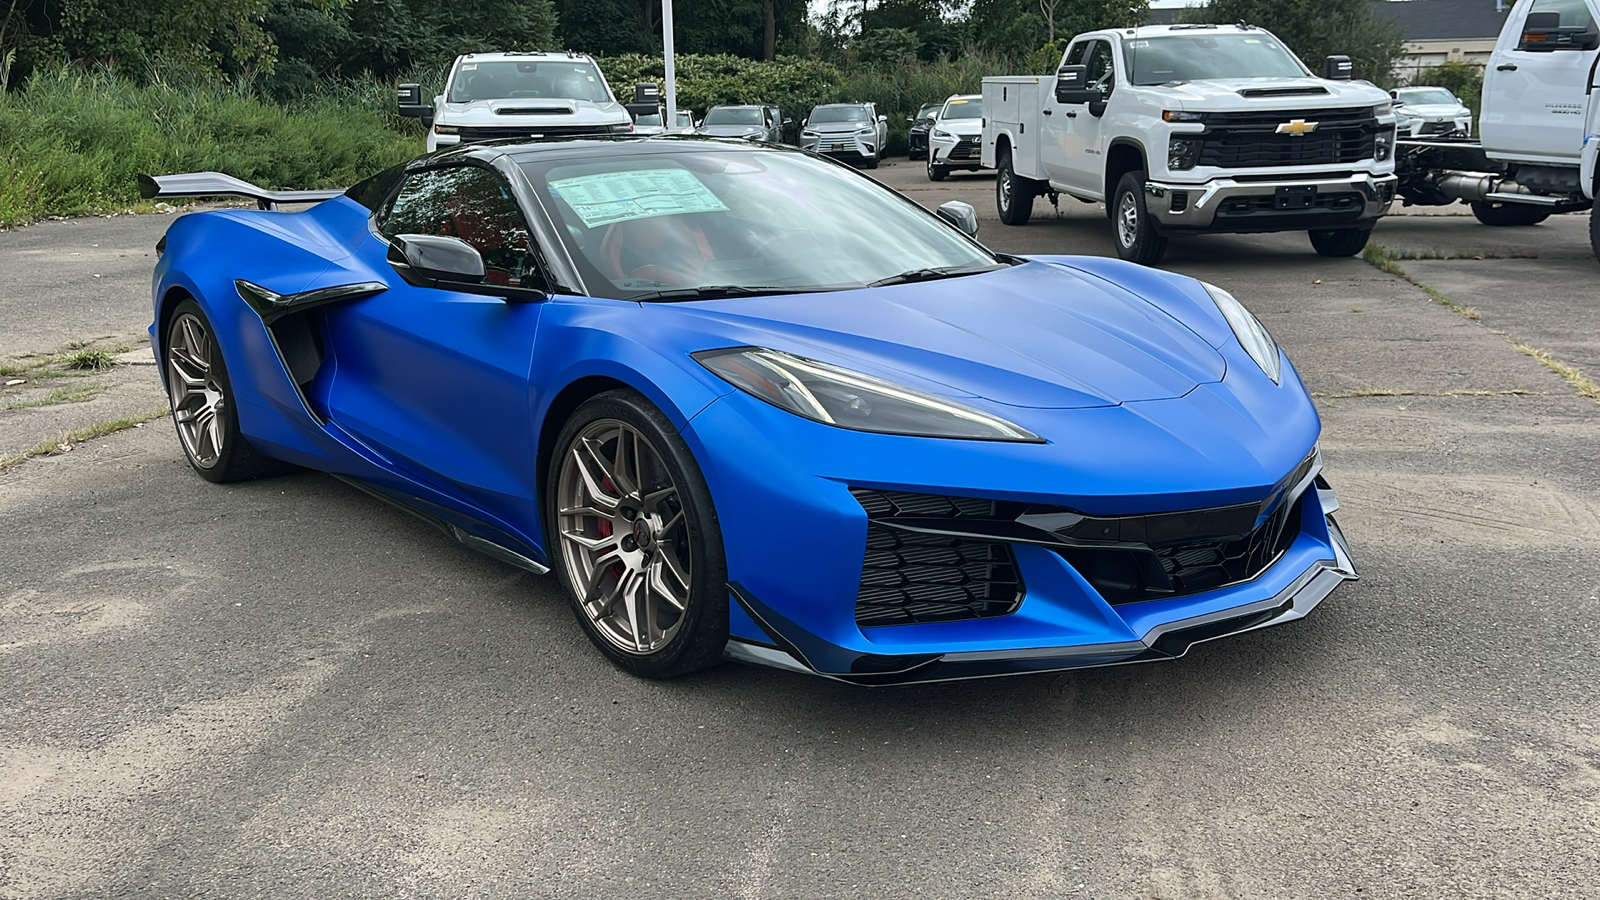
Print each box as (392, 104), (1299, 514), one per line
(137, 172), (345, 210)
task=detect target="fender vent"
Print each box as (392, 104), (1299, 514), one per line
(1238, 86), (1330, 98)
(496, 106), (576, 116)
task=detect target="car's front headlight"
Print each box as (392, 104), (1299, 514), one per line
(801, 130), (818, 138)
(694, 348), (1042, 442)
(931, 129), (953, 140)
(1202, 282), (1281, 384)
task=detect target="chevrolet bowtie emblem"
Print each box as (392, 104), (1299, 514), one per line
(1275, 119), (1319, 136)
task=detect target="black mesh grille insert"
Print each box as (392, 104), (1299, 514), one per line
(851, 490), (1023, 627)
(1196, 107), (1379, 169)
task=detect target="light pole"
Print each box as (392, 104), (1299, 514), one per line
(662, 0), (678, 129)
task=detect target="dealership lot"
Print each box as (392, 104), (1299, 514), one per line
(2, 165), (1598, 899)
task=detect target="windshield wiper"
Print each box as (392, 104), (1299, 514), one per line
(866, 264), (1007, 288)
(630, 285), (829, 302)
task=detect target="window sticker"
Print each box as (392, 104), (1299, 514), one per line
(460, 62), (478, 70)
(548, 169), (729, 228)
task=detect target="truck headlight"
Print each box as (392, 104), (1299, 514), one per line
(1374, 128), (1394, 161)
(433, 125), (459, 135)
(1162, 110), (1206, 122)
(1168, 138), (1202, 171)
(1371, 101), (1393, 116)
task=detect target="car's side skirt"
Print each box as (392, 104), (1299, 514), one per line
(331, 474), (550, 576)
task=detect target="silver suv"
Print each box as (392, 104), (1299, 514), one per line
(697, 105), (788, 143)
(799, 103), (889, 169)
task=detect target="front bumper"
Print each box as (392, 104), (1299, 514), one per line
(802, 134), (879, 161)
(929, 134), (987, 170)
(1145, 172), (1398, 233)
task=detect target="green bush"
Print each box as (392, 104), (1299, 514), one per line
(0, 65), (419, 228)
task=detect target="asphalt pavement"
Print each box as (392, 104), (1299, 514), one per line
(1, 163), (1598, 899)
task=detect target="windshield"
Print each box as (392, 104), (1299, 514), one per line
(523, 149), (997, 300)
(448, 60), (612, 104)
(810, 106), (870, 124)
(1396, 88), (1458, 106)
(704, 107), (763, 126)
(1123, 34), (1308, 85)
(940, 97), (982, 120)
(636, 113), (663, 126)
(676, 111), (694, 126)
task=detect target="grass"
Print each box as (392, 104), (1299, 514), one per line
(1363, 241), (1600, 404)
(60, 348), (117, 370)
(0, 64), (419, 228)
(0, 409), (170, 471)
(4, 384), (106, 410)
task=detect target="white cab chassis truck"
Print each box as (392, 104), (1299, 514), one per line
(398, 52), (633, 152)
(982, 24), (1400, 265)
(1393, 0), (1599, 262)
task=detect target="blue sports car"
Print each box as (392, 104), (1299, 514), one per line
(143, 136), (1356, 684)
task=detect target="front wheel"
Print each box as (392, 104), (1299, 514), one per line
(862, 150), (879, 170)
(1111, 170), (1168, 265)
(163, 300), (288, 483)
(1308, 227), (1373, 257)
(1470, 200), (1550, 227)
(996, 149), (1037, 226)
(927, 156), (948, 182)
(1590, 207), (1599, 262)
(548, 389), (728, 678)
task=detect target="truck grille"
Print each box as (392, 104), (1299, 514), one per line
(1198, 107), (1378, 169)
(851, 490), (1023, 627)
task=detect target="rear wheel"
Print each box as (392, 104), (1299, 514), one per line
(163, 300), (288, 483)
(1470, 200), (1550, 227)
(996, 149), (1037, 226)
(1308, 227), (1373, 257)
(1590, 207), (1599, 262)
(548, 389), (728, 678)
(927, 155), (948, 182)
(1111, 170), (1168, 265)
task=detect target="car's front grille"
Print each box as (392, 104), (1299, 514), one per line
(1197, 107), (1378, 169)
(816, 138), (860, 153)
(851, 490), (1023, 627)
(455, 124), (614, 142)
(1419, 120), (1454, 135)
(947, 138), (980, 160)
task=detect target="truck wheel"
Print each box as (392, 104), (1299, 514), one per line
(996, 150), (1037, 226)
(1111, 171), (1168, 265)
(1590, 208), (1599, 262)
(927, 155), (948, 182)
(1308, 228), (1373, 257)
(1470, 201), (1550, 227)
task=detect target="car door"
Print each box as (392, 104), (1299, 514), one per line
(324, 162), (549, 520)
(1480, 0), (1598, 163)
(1046, 39), (1114, 195)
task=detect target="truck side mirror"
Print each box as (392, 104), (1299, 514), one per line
(1324, 56), (1353, 80)
(634, 81), (661, 104)
(397, 83), (432, 125)
(1055, 65), (1098, 105)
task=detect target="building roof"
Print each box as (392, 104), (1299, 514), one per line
(1148, 1), (1512, 42)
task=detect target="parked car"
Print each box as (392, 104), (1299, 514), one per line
(397, 52), (633, 152)
(799, 102), (888, 168)
(697, 105), (787, 143)
(140, 135), (1356, 683)
(926, 94), (987, 181)
(1391, 86), (1473, 138)
(906, 102), (941, 160)
(670, 109), (698, 133)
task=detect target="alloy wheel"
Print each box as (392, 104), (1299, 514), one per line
(556, 419), (693, 655)
(1116, 191), (1140, 248)
(998, 166), (1012, 214)
(166, 312), (226, 468)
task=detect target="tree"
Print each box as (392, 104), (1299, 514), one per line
(1187, 0), (1404, 85)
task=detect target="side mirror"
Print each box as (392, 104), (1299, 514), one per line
(784, 117), (794, 126)
(906, 116), (915, 123)
(878, 114), (887, 123)
(1055, 65), (1098, 105)
(1324, 55), (1354, 80)
(1518, 10), (1598, 50)
(1388, 89), (1398, 98)
(935, 201), (980, 238)
(397, 83), (431, 122)
(388, 234), (486, 287)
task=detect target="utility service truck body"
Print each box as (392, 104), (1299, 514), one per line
(982, 24), (1399, 264)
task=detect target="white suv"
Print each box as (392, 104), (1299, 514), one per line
(398, 52), (633, 152)
(927, 95), (988, 181)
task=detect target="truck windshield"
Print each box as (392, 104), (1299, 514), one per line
(1123, 34), (1308, 85)
(449, 60), (612, 104)
(705, 108), (764, 125)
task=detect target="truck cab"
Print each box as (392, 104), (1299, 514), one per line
(398, 52), (633, 152)
(983, 24), (1399, 264)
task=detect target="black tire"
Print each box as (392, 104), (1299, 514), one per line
(1308, 227), (1373, 257)
(1110, 170), (1168, 265)
(546, 388), (728, 679)
(1470, 200), (1550, 227)
(927, 155), (948, 182)
(862, 151), (879, 170)
(1590, 207), (1599, 262)
(163, 299), (289, 483)
(996, 148), (1037, 226)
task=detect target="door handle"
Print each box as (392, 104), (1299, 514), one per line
(1042, 108), (1052, 116)
(1497, 63), (1518, 71)
(1065, 110), (1077, 118)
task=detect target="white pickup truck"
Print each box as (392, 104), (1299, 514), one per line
(1393, 0), (1599, 261)
(398, 52), (634, 152)
(982, 24), (1400, 264)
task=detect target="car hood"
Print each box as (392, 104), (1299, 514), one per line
(665, 262), (1226, 409)
(699, 125), (766, 138)
(1153, 78), (1388, 110)
(935, 118), (983, 136)
(435, 98), (628, 127)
